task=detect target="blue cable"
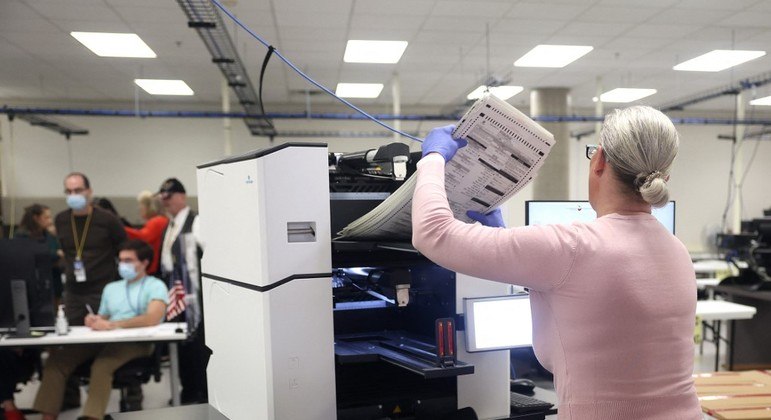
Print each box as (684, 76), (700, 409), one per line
(208, 0), (423, 143)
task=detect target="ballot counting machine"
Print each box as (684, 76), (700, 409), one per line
(197, 143), (514, 420)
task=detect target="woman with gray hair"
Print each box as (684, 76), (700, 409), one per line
(125, 190), (169, 275)
(412, 106), (701, 419)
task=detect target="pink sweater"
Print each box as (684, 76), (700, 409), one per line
(412, 155), (701, 420)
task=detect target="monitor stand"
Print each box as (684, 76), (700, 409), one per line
(9, 279), (31, 338)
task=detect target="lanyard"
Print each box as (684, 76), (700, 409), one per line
(71, 208), (93, 260)
(126, 277), (146, 316)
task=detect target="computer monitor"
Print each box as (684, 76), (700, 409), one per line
(0, 238), (56, 333)
(463, 294), (533, 352)
(525, 200), (676, 234)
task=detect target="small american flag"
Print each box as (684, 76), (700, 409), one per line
(166, 280), (186, 320)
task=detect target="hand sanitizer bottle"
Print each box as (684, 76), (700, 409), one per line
(55, 305), (69, 335)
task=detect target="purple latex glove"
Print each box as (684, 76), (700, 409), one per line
(422, 124), (468, 162)
(466, 209), (505, 228)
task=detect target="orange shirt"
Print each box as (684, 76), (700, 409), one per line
(125, 215), (169, 275)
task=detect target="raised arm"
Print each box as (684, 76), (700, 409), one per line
(411, 128), (579, 291)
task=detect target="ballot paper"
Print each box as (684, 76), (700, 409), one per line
(337, 93), (554, 240)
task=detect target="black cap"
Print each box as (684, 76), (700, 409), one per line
(158, 178), (186, 198)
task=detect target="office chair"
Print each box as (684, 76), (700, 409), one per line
(72, 344), (165, 412)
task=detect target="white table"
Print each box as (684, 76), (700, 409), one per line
(695, 300), (757, 371)
(0, 323), (187, 406)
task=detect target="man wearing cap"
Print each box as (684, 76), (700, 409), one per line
(157, 177), (209, 404)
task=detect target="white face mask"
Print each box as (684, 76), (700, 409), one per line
(66, 194), (87, 210)
(118, 262), (138, 280)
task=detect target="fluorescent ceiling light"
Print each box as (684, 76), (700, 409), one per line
(673, 50), (766, 72)
(335, 83), (384, 98)
(750, 95), (771, 106)
(467, 85), (524, 101)
(71, 32), (156, 58)
(134, 79), (194, 96)
(598, 88), (657, 103)
(344, 40), (408, 64)
(514, 45), (593, 68)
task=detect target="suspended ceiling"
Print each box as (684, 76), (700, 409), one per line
(2, 0), (771, 114)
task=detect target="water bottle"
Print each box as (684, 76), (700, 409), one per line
(55, 304), (69, 335)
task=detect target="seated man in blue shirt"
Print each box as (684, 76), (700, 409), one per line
(34, 240), (168, 420)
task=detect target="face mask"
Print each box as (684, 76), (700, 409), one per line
(118, 262), (138, 280)
(66, 194), (87, 211)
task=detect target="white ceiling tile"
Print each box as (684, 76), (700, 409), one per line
(422, 16), (493, 33)
(506, 2), (594, 21)
(272, 0), (352, 13)
(493, 19), (566, 36)
(622, 24), (701, 40)
(25, 1), (122, 22)
(647, 8), (728, 25)
(720, 11), (771, 28)
(677, 0), (759, 11)
(576, 6), (661, 23)
(350, 14), (425, 33)
(430, 1), (514, 18)
(558, 21), (633, 37)
(354, 0), (435, 15)
(274, 12), (349, 29)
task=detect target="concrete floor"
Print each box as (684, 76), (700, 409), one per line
(12, 341), (725, 420)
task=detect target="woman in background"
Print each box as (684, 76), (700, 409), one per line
(124, 191), (168, 275)
(16, 204), (64, 303)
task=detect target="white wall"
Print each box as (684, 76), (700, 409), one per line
(1, 114), (769, 251)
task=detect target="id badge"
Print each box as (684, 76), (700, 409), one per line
(73, 258), (87, 283)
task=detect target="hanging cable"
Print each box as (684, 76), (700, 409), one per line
(720, 95), (740, 232)
(208, 0), (423, 143)
(7, 116), (16, 239)
(258, 45), (276, 129)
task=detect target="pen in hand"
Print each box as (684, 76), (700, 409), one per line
(86, 304), (95, 316)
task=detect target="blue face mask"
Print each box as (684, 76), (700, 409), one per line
(118, 262), (138, 281)
(66, 194), (87, 211)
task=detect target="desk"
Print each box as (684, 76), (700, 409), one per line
(708, 286), (771, 370)
(0, 323), (187, 406)
(695, 301), (757, 371)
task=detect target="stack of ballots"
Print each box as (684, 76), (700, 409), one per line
(337, 93), (555, 240)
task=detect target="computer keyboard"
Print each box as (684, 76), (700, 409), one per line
(510, 392), (554, 414)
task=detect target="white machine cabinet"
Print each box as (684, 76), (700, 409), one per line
(196, 143), (335, 420)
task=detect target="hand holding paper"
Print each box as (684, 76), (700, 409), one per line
(422, 125), (468, 162)
(466, 209), (506, 228)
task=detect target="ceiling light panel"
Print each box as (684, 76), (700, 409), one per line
(514, 45), (593, 68)
(467, 85), (524, 101)
(335, 83), (384, 98)
(673, 50), (766, 72)
(71, 32), (156, 58)
(344, 40), (409, 63)
(749, 95), (771, 106)
(598, 88), (657, 103)
(134, 79), (194, 96)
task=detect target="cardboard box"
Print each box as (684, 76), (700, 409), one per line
(695, 371), (771, 419)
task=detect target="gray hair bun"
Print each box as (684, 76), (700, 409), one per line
(636, 171), (669, 208)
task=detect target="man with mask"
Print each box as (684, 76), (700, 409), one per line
(55, 172), (127, 325)
(33, 239), (168, 420)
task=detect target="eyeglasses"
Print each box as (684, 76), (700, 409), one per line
(585, 144), (599, 160)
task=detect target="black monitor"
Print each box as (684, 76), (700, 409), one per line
(525, 200), (676, 234)
(0, 238), (56, 333)
(463, 294), (533, 352)
(750, 218), (771, 244)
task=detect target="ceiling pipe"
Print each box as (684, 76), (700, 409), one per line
(3, 106), (771, 126)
